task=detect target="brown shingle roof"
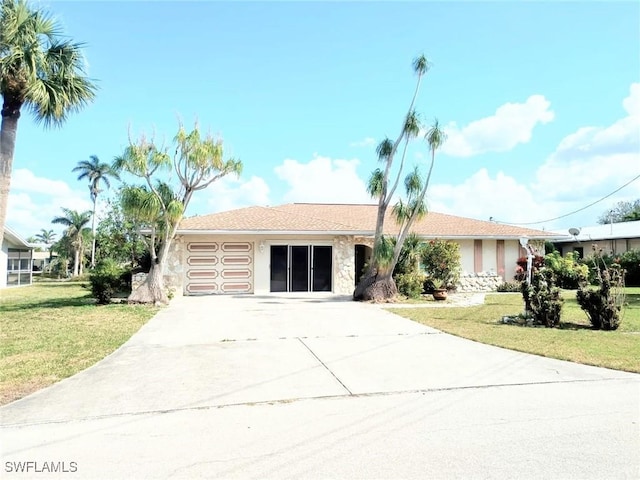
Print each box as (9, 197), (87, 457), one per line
(178, 203), (556, 238)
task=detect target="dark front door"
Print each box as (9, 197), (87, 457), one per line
(270, 245), (288, 292)
(290, 246), (309, 292)
(312, 246), (332, 292)
(270, 245), (332, 292)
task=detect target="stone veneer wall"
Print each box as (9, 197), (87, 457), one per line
(333, 235), (355, 295)
(163, 237), (185, 297)
(457, 272), (503, 292)
(131, 238), (185, 297)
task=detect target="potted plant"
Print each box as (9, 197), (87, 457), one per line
(431, 278), (448, 301)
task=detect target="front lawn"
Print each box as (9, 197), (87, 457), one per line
(0, 282), (158, 405)
(390, 288), (640, 373)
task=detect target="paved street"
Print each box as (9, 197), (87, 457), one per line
(1, 294), (639, 479)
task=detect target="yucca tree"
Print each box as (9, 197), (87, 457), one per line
(389, 120), (446, 269)
(0, 0), (97, 247)
(73, 155), (119, 267)
(112, 123), (241, 304)
(51, 208), (91, 276)
(354, 55), (432, 301)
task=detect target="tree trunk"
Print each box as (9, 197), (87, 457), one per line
(73, 249), (80, 277)
(0, 97), (21, 248)
(128, 262), (169, 305)
(90, 196), (97, 268)
(353, 269), (398, 302)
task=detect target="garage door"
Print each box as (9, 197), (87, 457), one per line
(185, 241), (253, 295)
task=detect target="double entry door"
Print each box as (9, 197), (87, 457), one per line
(270, 245), (332, 292)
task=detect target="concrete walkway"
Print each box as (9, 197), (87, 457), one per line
(1, 294), (638, 479)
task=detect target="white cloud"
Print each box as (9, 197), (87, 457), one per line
(429, 169), (542, 225)
(274, 154), (372, 204)
(349, 137), (376, 148)
(441, 95), (555, 157)
(11, 168), (74, 195)
(203, 175), (271, 213)
(533, 82), (640, 202)
(6, 169), (93, 239)
(430, 83), (640, 231)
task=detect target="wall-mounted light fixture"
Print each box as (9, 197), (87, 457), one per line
(259, 241), (265, 253)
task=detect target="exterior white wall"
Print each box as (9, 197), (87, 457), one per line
(458, 240), (475, 274)
(504, 240), (522, 281)
(482, 239), (497, 274)
(0, 239), (8, 288)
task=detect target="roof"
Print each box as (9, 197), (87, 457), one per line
(3, 226), (33, 249)
(554, 220), (640, 243)
(179, 203), (557, 239)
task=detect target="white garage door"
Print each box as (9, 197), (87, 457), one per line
(185, 241), (253, 295)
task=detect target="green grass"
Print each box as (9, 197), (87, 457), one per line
(0, 282), (158, 405)
(390, 288), (640, 373)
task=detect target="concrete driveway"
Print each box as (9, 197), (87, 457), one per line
(1, 294), (639, 479)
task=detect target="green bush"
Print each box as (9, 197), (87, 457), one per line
(395, 271), (427, 298)
(544, 251), (589, 289)
(496, 281), (522, 292)
(617, 249), (640, 286)
(577, 254), (625, 330)
(421, 239), (461, 289)
(521, 268), (564, 328)
(89, 259), (128, 305)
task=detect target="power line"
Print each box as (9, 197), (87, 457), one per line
(493, 172), (640, 226)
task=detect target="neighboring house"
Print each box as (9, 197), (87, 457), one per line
(162, 203), (557, 296)
(32, 249), (54, 273)
(553, 221), (640, 258)
(1, 226), (34, 288)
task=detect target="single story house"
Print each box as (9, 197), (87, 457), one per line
(553, 221), (640, 258)
(1, 226), (34, 288)
(162, 203), (557, 296)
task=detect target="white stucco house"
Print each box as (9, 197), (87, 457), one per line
(553, 220), (640, 258)
(160, 203), (556, 296)
(1, 226), (34, 289)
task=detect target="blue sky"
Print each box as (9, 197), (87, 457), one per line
(7, 0), (640, 239)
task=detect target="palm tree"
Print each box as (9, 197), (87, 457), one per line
(51, 208), (91, 276)
(73, 155), (119, 267)
(0, 0), (97, 247)
(35, 228), (57, 262)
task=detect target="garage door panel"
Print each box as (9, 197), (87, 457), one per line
(185, 241), (253, 295)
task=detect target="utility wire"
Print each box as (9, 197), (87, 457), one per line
(493, 172), (640, 226)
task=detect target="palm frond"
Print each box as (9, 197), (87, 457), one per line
(412, 55), (431, 76)
(425, 119), (447, 152)
(376, 138), (393, 162)
(367, 168), (385, 199)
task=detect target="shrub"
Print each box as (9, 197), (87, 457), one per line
(89, 259), (128, 305)
(544, 251), (589, 289)
(421, 239), (461, 289)
(496, 281), (522, 292)
(576, 253), (625, 330)
(521, 268), (564, 328)
(395, 271), (427, 298)
(617, 249), (640, 286)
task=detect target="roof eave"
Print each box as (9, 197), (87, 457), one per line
(175, 229), (375, 236)
(3, 226), (33, 248)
